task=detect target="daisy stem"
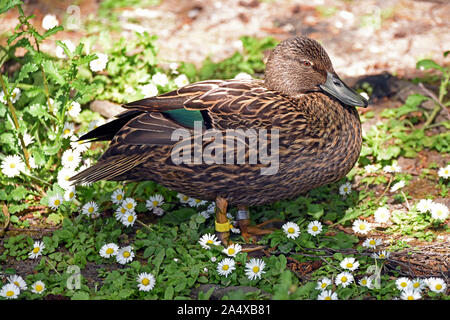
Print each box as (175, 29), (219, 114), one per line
(0, 74), (31, 170)
(400, 191), (411, 211)
(45, 257), (61, 277)
(21, 170), (52, 187)
(136, 219), (152, 231)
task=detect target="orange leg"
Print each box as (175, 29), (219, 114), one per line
(214, 196), (230, 246)
(237, 206), (280, 243)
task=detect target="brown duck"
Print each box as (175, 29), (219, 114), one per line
(71, 36), (368, 245)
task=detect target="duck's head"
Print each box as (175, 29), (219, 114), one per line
(265, 36), (368, 108)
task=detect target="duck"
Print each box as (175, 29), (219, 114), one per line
(70, 36), (368, 245)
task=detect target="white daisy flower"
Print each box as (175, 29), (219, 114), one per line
(383, 162), (401, 173)
(390, 180), (405, 193)
(438, 165), (450, 179)
(245, 258), (266, 280)
(169, 62), (179, 74)
(63, 186), (76, 202)
(188, 198), (207, 207)
(28, 156), (38, 169)
(8, 275), (27, 291)
(410, 278), (426, 292)
(56, 39), (75, 59)
(339, 182), (352, 196)
(81, 201), (99, 217)
(29, 241), (45, 259)
(396, 277), (412, 291)
(152, 72), (169, 87)
(340, 257), (360, 271)
(62, 122), (75, 138)
(67, 101), (81, 118)
(139, 83), (158, 97)
(207, 202), (216, 213)
(137, 272), (156, 292)
(70, 135), (91, 153)
(57, 167), (76, 190)
(210, 256), (217, 263)
(217, 258), (236, 278)
(121, 211), (137, 227)
(374, 207), (391, 223)
(152, 207), (165, 216)
(282, 221), (300, 239)
(116, 246), (134, 264)
(426, 277), (447, 293)
(9, 87), (21, 103)
(121, 197), (137, 212)
(362, 238), (381, 249)
(335, 272), (354, 288)
(61, 149), (81, 169)
(198, 233), (220, 250)
(358, 276), (373, 289)
(1, 155), (25, 177)
(23, 132), (35, 146)
(316, 277), (332, 290)
(42, 14), (59, 30)
(31, 281), (46, 294)
(352, 219), (371, 235)
(99, 243), (119, 258)
(146, 194), (165, 211)
(115, 206), (131, 221)
(416, 199), (434, 213)
(111, 189), (125, 205)
(174, 74), (189, 88)
(222, 243), (242, 257)
(234, 72), (253, 80)
(176, 193), (190, 204)
(89, 53), (108, 72)
(0, 283), (20, 299)
(371, 250), (390, 260)
(198, 210), (211, 219)
(307, 220), (323, 236)
(48, 193), (63, 210)
(364, 164), (379, 174)
(400, 288), (421, 300)
(430, 202), (449, 221)
(317, 289), (338, 300)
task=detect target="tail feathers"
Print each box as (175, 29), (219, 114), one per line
(69, 154), (146, 184)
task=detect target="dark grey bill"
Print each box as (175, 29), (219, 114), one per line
(319, 72), (368, 107)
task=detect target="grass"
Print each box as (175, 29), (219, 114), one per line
(0, 1), (449, 300)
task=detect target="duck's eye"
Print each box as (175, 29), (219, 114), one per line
(301, 60), (312, 67)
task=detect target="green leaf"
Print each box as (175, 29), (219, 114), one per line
(15, 62), (38, 84)
(41, 26), (64, 39)
(42, 60), (65, 85)
(10, 186), (28, 201)
(43, 141), (62, 155)
(164, 285), (174, 300)
(0, 0), (22, 15)
(416, 59), (444, 73)
(71, 291), (90, 300)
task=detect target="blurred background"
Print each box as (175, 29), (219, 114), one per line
(1, 0), (449, 79)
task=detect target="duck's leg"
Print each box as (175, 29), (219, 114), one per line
(237, 205), (279, 243)
(214, 196), (230, 246)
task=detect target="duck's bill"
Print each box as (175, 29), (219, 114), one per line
(319, 72), (368, 107)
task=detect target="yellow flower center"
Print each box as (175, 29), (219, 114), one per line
(346, 263), (353, 268)
(14, 281), (20, 287)
(64, 129), (70, 135)
(106, 248), (114, 254)
(401, 282), (407, 287)
(121, 207), (126, 214)
(69, 192), (74, 198)
(407, 296), (414, 300)
(127, 215), (134, 222)
(312, 226), (318, 232)
(126, 203), (133, 209)
(288, 227), (295, 234)
(228, 248), (235, 255)
(206, 240), (213, 244)
(321, 283), (327, 288)
(35, 285), (43, 292)
(344, 187), (348, 192)
(369, 240), (376, 245)
(195, 199), (201, 203)
(324, 296), (331, 300)
(341, 276), (347, 283)
(68, 155), (73, 161)
(10, 163), (16, 169)
(33, 247), (40, 253)
(54, 199), (60, 206)
(6, 290), (14, 297)
(88, 207), (94, 213)
(379, 254), (385, 258)
(222, 265), (229, 271)
(142, 278), (149, 286)
(252, 266), (260, 273)
(183, 196), (188, 201)
(153, 201), (159, 207)
(116, 194), (123, 201)
(413, 283), (419, 288)
(359, 224), (366, 230)
(436, 284), (442, 290)
(123, 251), (130, 258)
(361, 279), (367, 285)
